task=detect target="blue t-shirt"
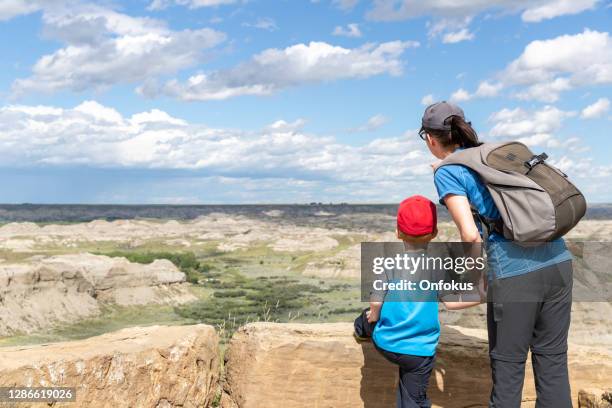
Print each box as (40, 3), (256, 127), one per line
(434, 163), (572, 279)
(373, 300), (439, 356)
(372, 250), (440, 356)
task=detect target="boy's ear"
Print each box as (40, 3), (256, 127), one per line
(396, 227), (401, 239)
(432, 227), (438, 239)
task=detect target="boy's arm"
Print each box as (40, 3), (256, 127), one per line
(440, 264), (487, 310)
(442, 299), (481, 310)
(442, 277), (486, 310)
(367, 302), (382, 323)
(368, 262), (389, 323)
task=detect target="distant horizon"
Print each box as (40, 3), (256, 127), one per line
(1, 202), (610, 225)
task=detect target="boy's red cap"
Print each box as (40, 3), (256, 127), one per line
(397, 195), (437, 236)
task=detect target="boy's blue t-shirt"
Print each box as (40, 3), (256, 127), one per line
(434, 163), (572, 279)
(372, 250), (440, 356)
(372, 299), (439, 356)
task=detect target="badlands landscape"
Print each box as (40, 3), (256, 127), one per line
(0, 206), (610, 407)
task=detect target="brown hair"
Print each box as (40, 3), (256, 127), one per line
(425, 115), (481, 148)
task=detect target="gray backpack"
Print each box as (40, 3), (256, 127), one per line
(435, 141), (587, 242)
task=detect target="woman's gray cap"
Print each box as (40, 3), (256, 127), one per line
(421, 101), (465, 131)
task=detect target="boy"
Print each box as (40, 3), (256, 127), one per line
(357, 195), (483, 408)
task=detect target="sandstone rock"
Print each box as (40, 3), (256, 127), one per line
(222, 322), (612, 408)
(579, 389), (612, 408)
(0, 262), (99, 335)
(44, 253), (195, 306)
(0, 324), (219, 408)
(222, 322), (397, 408)
(222, 322), (493, 408)
(0, 253), (196, 335)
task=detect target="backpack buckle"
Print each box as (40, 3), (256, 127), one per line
(524, 153), (548, 170)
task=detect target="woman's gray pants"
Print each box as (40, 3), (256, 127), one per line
(487, 260), (573, 408)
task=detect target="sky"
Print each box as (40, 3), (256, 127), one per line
(0, 0), (610, 204)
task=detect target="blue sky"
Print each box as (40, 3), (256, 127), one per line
(0, 0), (610, 204)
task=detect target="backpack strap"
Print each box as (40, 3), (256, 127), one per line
(470, 206), (504, 243)
(470, 207), (502, 285)
(433, 149), (506, 243)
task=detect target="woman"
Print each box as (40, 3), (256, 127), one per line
(419, 101), (574, 408)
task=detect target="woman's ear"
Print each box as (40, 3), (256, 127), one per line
(426, 134), (434, 146)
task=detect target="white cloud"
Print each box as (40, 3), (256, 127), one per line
(0, 0), (43, 21)
(0, 100), (603, 202)
(351, 114), (389, 132)
(459, 29), (612, 102)
(131, 109), (188, 126)
(521, 0), (599, 22)
(449, 81), (502, 103)
(141, 40), (420, 101)
(488, 105), (576, 147)
(450, 88), (471, 102)
(148, 0), (237, 11)
(425, 17), (472, 42)
(73, 100), (124, 124)
(366, 1), (600, 43)
(264, 119), (307, 133)
(0, 101), (429, 186)
(474, 81), (503, 98)
(514, 78), (572, 102)
(501, 29), (612, 102)
(421, 94), (435, 105)
(442, 28), (474, 44)
(11, 3), (226, 96)
(332, 23), (362, 38)
(243, 17), (278, 31)
(366, 0), (599, 22)
(581, 97), (610, 119)
(332, 0), (359, 11)
(546, 151), (612, 185)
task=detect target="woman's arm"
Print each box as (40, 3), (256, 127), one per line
(444, 194), (482, 243)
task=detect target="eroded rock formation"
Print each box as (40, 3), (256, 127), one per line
(0, 253), (195, 335)
(578, 389), (612, 408)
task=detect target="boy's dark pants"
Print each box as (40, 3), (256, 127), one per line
(487, 260), (573, 408)
(374, 343), (435, 408)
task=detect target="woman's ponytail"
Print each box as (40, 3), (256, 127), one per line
(448, 115), (481, 148)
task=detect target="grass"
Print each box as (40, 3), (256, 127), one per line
(0, 303), (191, 347)
(170, 255), (362, 342)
